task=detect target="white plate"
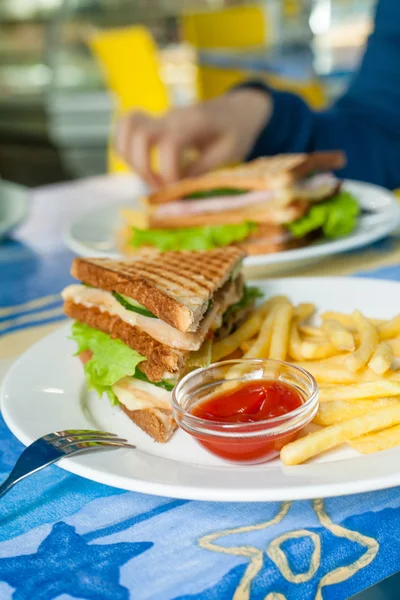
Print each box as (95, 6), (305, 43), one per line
(64, 180), (400, 277)
(3, 277), (400, 502)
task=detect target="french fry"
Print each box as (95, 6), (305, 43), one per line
(294, 362), (362, 384)
(378, 315), (400, 340)
(300, 340), (337, 360)
(368, 342), (393, 375)
(319, 380), (400, 402)
(281, 404), (400, 465)
(223, 349), (244, 360)
(387, 337), (400, 356)
(289, 322), (303, 361)
(317, 354), (349, 365)
(298, 324), (326, 339)
(345, 310), (379, 372)
(214, 296), (292, 361)
(321, 312), (383, 329)
(349, 423), (400, 454)
(321, 320), (355, 352)
(257, 295), (289, 318)
(240, 338), (256, 353)
(269, 302), (293, 361)
(313, 398), (400, 426)
(244, 308), (277, 359)
(293, 303), (315, 322)
(212, 313), (263, 361)
(298, 363), (391, 384)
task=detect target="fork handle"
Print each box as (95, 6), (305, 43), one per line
(0, 474), (19, 499)
(0, 452), (57, 499)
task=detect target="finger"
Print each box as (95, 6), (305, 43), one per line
(114, 112), (148, 161)
(114, 112), (162, 186)
(185, 135), (236, 177)
(157, 133), (189, 184)
(130, 127), (162, 187)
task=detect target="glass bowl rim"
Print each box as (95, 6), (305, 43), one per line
(171, 358), (319, 436)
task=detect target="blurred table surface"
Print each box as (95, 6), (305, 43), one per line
(1, 174), (400, 600)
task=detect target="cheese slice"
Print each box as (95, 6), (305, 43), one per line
(113, 376), (171, 411)
(62, 283), (238, 351)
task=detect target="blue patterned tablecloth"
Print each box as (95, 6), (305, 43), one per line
(1, 175), (400, 600)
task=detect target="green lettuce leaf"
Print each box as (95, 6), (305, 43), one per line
(133, 369), (175, 392)
(288, 191), (360, 239)
(224, 285), (264, 319)
(70, 322), (145, 404)
(130, 222), (257, 252)
(185, 188), (247, 199)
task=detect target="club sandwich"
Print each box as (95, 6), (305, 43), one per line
(62, 248), (256, 443)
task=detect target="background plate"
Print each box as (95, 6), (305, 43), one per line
(64, 180), (400, 277)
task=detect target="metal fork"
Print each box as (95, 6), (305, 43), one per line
(0, 429), (135, 499)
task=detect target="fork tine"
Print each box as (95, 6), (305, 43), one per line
(56, 436), (129, 448)
(45, 430), (119, 442)
(61, 440), (136, 454)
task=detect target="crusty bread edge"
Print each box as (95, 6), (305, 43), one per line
(71, 257), (194, 332)
(119, 403), (177, 443)
(65, 299), (188, 376)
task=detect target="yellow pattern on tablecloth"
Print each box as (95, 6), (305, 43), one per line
(0, 322), (62, 361)
(198, 499), (379, 599)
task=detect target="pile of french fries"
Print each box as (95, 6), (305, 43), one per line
(211, 295), (400, 466)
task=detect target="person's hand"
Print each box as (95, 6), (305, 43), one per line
(115, 88), (272, 187)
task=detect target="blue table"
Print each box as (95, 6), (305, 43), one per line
(1, 175), (400, 600)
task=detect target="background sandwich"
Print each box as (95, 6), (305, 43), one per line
(62, 248), (259, 443)
(121, 151), (360, 256)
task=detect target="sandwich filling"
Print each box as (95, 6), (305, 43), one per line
(153, 173), (339, 219)
(62, 275), (243, 351)
(66, 280), (261, 416)
(129, 192), (359, 253)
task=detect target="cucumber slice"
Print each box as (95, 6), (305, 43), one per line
(112, 292), (157, 319)
(185, 188), (247, 199)
(134, 369), (175, 392)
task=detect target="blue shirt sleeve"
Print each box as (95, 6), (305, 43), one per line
(246, 0), (400, 190)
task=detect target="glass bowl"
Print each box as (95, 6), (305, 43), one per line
(172, 359), (319, 464)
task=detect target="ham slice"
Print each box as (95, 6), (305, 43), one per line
(153, 173), (339, 220)
(155, 190), (277, 219)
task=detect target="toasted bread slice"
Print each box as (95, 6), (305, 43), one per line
(71, 247), (245, 333)
(119, 404), (177, 443)
(148, 151), (346, 205)
(64, 300), (189, 381)
(65, 299), (189, 376)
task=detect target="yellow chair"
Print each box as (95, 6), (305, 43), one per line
(182, 5), (326, 108)
(182, 5), (266, 51)
(182, 5), (266, 102)
(89, 26), (169, 173)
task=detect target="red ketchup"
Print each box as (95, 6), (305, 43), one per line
(190, 380), (304, 463)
